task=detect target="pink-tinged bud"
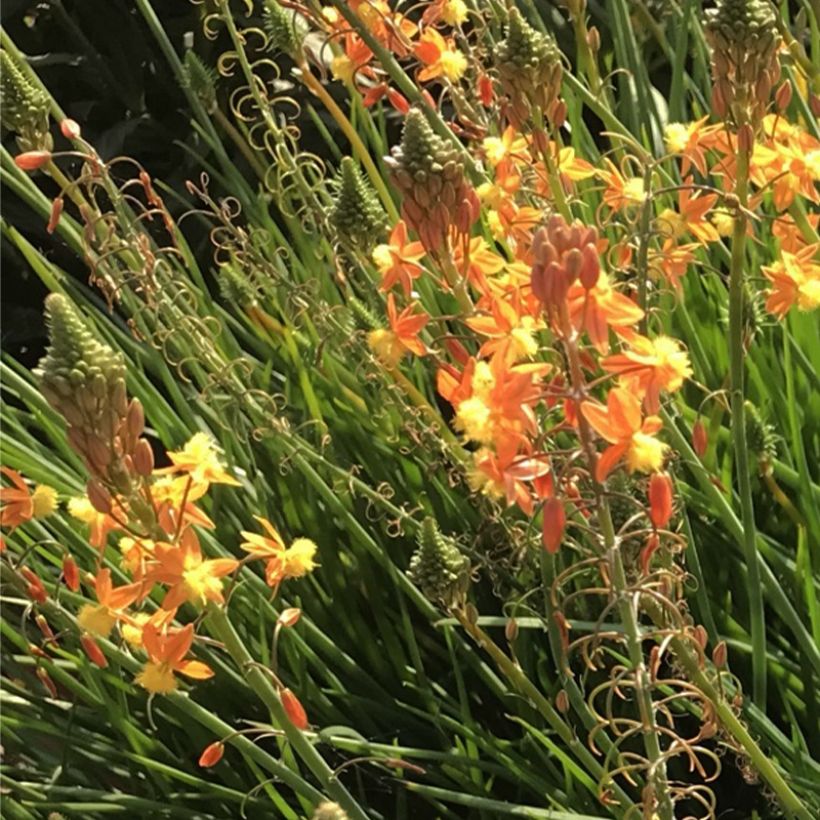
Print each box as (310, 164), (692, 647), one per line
(555, 688), (569, 714)
(47, 197), (64, 234)
(29, 643), (49, 659)
(550, 99), (567, 129)
(541, 497), (566, 554)
(80, 633), (108, 668)
(280, 688), (308, 730)
(35, 614), (56, 642)
(15, 151), (52, 171)
(504, 618), (519, 643)
(579, 244), (600, 289)
(648, 472), (674, 529)
(774, 81), (792, 113)
(563, 248), (584, 283)
(62, 555), (80, 592)
(37, 667), (59, 698)
(21, 567), (48, 603)
(640, 533), (661, 575)
(712, 640), (728, 669)
(810, 94), (820, 118)
(477, 74), (494, 107)
(277, 608), (301, 628)
(693, 624), (708, 650)
(60, 119), (82, 140)
(444, 337), (470, 366)
(198, 741), (225, 768)
(86, 479), (113, 515)
(737, 123), (755, 154)
(132, 439), (155, 477)
(387, 88), (410, 114)
(587, 26), (600, 53)
(692, 420), (708, 458)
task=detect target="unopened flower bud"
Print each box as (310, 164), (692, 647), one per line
(505, 618), (519, 643)
(712, 640), (728, 669)
(47, 197), (64, 234)
(692, 419), (708, 458)
(198, 741), (225, 767)
(277, 607), (301, 628)
(62, 554), (80, 592)
(541, 497), (566, 554)
(21, 567), (47, 603)
(60, 119), (81, 140)
(132, 439), (155, 477)
(555, 688), (569, 714)
(774, 81), (791, 112)
(80, 633), (108, 668)
(280, 687), (309, 730)
(14, 150), (51, 171)
(648, 472), (674, 529)
(86, 479), (112, 514)
(37, 667), (58, 698)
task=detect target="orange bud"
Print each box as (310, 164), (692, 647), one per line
(712, 640), (728, 669)
(37, 667), (58, 698)
(80, 633), (108, 668)
(60, 118), (82, 139)
(35, 614), (56, 642)
(737, 123), (754, 154)
(132, 439), (155, 476)
(477, 74), (494, 107)
(640, 533), (661, 575)
(86, 479), (113, 515)
(555, 689), (569, 714)
(387, 88), (410, 115)
(62, 555), (80, 592)
(198, 741), (225, 768)
(29, 643), (49, 659)
(810, 94), (820, 118)
(21, 567), (48, 603)
(774, 81), (792, 112)
(14, 150), (52, 171)
(648, 472), (673, 529)
(280, 687), (308, 730)
(47, 197), (64, 234)
(692, 419), (708, 458)
(541, 497), (566, 554)
(277, 608), (301, 628)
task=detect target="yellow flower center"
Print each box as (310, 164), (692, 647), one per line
(439, 49), (467, 82)
(31, 485), (57, 519)
(282, 538), (318, 579)
(622, 177), (646, 205)
(656, 208), (687, 241)
(372, 244), (393, 272)
(183, 561), (223, 606)
(627, 432), (668, 474)
(121, 613), (150, 647)
(441, 0), (468, 26)
(331, 55), (356, 84)
(455, 396), (494, 444)
(368, 329), (403, 367)
(664, 123), (690, 154)
(136, 661), (178, 695)
(77, 603), (117, 637)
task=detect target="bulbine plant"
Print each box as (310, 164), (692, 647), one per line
(1, 1), (818, 818)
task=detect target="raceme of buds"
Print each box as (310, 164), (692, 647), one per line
(0, 49), (51, 150)
(35, 294), (147, 493)
(330, 157), (387, 254)
(385, 108), (479, 253)
(648, 472), (674, 529)
(531, 216), (600, 311)
(280, 687), (309, 730)
(494, 7), (563, 128)
(407, 517), (471, 607)
(198, 741), (225, 768)
(541, 497), (566, 554)
(704, 0), (781, 128)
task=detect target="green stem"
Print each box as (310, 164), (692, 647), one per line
(728, 142), (766, 708)
(206, 606), (371, 820)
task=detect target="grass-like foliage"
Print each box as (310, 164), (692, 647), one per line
(1, 1), (819, 818)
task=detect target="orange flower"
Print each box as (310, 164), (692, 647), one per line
(664, 117), (718, 176)
(135, 622), (213, 694)
(147, 530), (238, 610)
(566, 272), (645, 352)
(467, 448), (549, 515)
(373, 220), (426, 295)
(241, 517), (318, 588)
(465, 294), (541, 363)
(647, 240), (698, 292)
(368, 294), (428, 366)
(414, 29), (467, 83)
(157, 433), (241, 488)
(1, 467), (57, 529)
(452, 236), (506, 293)
(68, 496), (119, 550)
(598, 159), (646, 212)
(77, 568), (144, 637)
(581, 388), (668, 481)
(655, 180), (720, 245)
(601, 332), (692, 413)
(762, 245), (820, 318)
(482, 127), (528, 167)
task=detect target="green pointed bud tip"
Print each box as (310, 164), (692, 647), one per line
(264, 0), (301, 55)
(182, 51), (217, 109)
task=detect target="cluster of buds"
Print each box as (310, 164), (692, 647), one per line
(263, 0), (302, 57)
(530, 215), (600, 317)
(385, 109), (479, 253)
(494, 7), (564, 128)
(34, 295), (152, 502)
(311, 803), (349, 820)
(329, 157), (387, 255)
(407, 517), (470, 608)
(0, 49), (51, 152)
(704, 0), (781, 129)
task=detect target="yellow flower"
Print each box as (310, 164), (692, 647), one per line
(122, 612), (151, 647)
(626, 431), (669, 474)
(31, 485), (58, 519)
(135, 662), (178, 695)
(281, 538), (318, 579)
(77, 603), (118, 637)
(368, 328), (404, 368)
(441, 0), (468, 26)
(438, 49), (467, 82)
(160, 433), (241, 487)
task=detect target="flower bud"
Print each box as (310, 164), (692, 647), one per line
(80, 633), (108, 668)
(47, 197), (64, 234)
(60, 119), (81, 140)
(692, 419), (708, 458)
(35, 614), (56, 642)
(648, 472), (673, 529)
(712, 640), (728, 669)
(37, 667), (58, 698)
(21, 567), (48, 603)
(132, 439), (155, 477)
(774, 80), (792, 113)
(541, 497), (566, 554)
(277, 607), (301, 628)
(280, 687), (309, 730)
(198, 741), (225, 768)
(14, 150), (51, 171)
(62, 554), (80, 592)
(504, 617), (519, 643)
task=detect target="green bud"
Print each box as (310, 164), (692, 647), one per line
(182, 50), (217, 112)
(330, 158), (387, 253)
(311, 803), (349, 820)
(744, 401), (777, 466)
(264, 0), (301, 56)
(1, 49), (50, 147)
(408, 517), (471, 608)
